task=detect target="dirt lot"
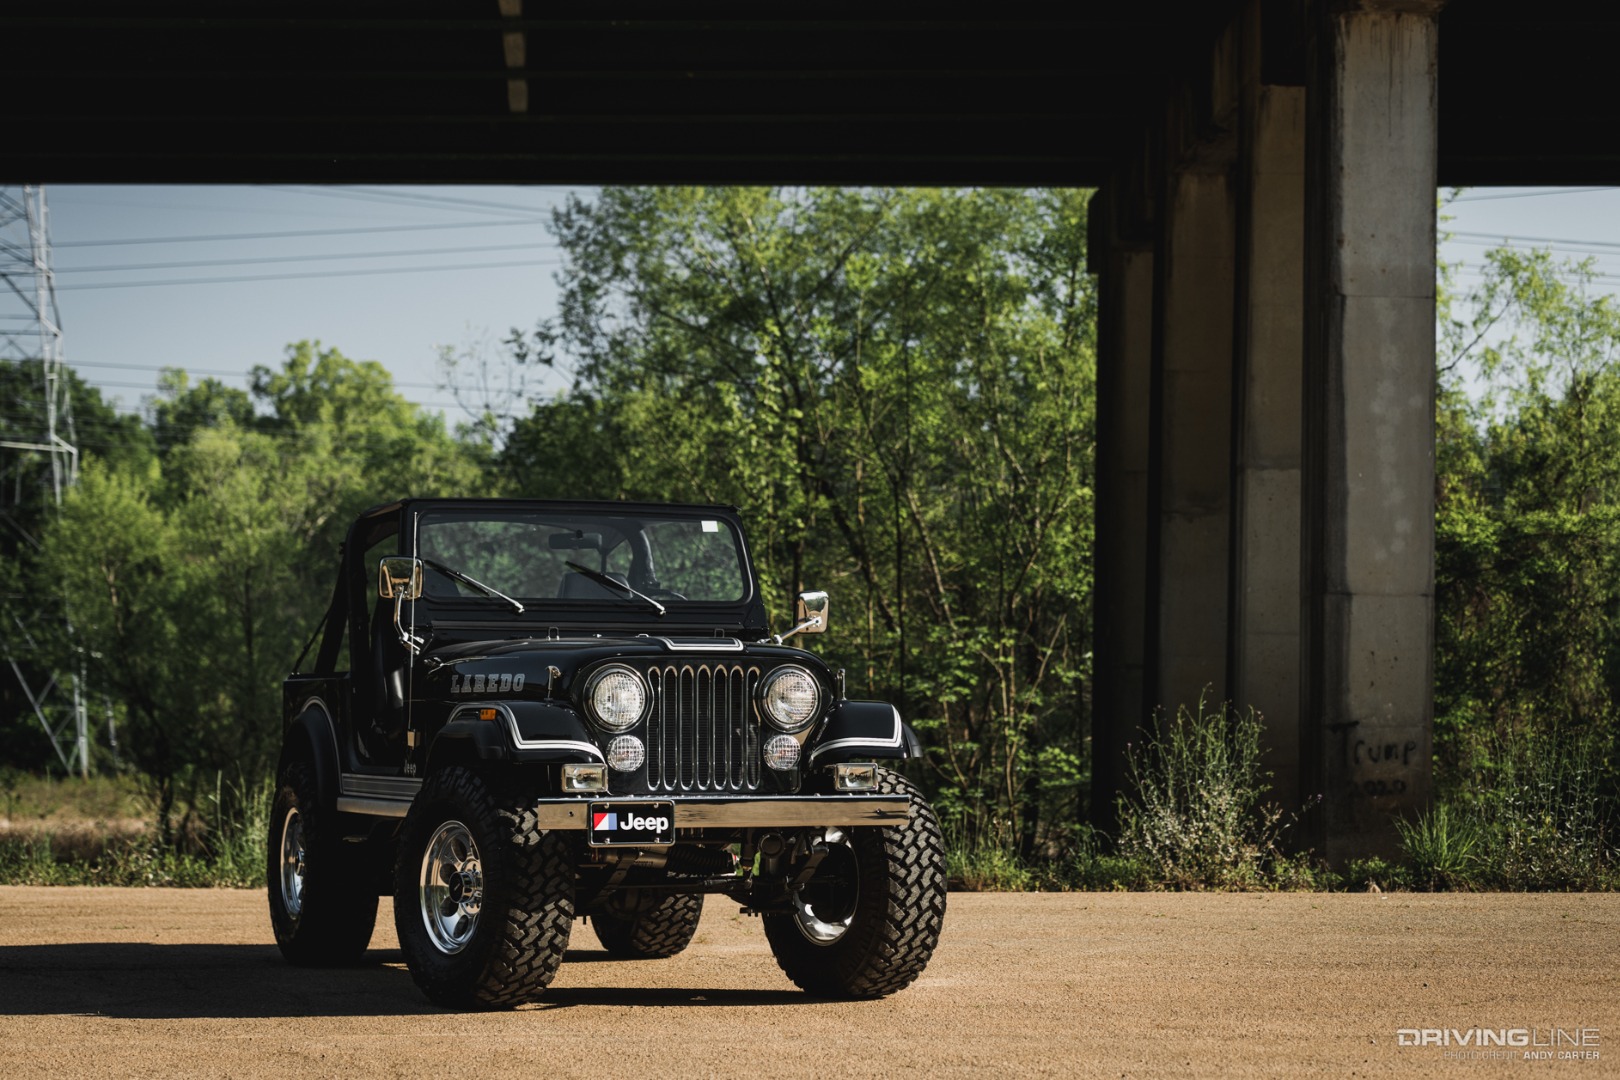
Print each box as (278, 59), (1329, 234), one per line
(0, 887), (1613, 1078)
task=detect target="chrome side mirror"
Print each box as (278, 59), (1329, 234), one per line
(795, 590), (829, 634)
(378, 556), (423, 600)
(774, 590), (829, 644)
(378, 557), (424, 654)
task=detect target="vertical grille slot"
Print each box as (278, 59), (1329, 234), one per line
(646, 664), (761, 793)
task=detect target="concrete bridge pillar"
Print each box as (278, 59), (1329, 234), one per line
(1090, 0), (1441, 861)
(1301, 0), (1442, 859)
(1088, 181), (1156, 830)
(1147, 162), (1237, 719)
(1230, 20), (1306, 813)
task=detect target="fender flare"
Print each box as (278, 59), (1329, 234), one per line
(426, 700), (605, 774)
(807, 700), (916, 766)
(279, 697), (341, 808)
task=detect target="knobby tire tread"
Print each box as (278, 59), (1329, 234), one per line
(592, 893), (704, 959)
(763, 768), (947, 999)
(395, 767), (574, 1010)
(268, 759), (378, 967)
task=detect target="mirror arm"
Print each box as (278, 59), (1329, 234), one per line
(393, 590), (424, 655)
(770, 613), (823, 645)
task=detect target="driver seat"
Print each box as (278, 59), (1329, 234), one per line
(557, 570), (629, 600)
(368, 596), (409, 751)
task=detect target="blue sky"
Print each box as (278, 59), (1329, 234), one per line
(1442, 186), (1620, 297)
(39, 185), (585, 424)
(25, 184), (1620, 427)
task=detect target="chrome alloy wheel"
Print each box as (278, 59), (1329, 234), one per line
(419, 820), (483, 955)
(791, 828), (859, 945)
(279, 807), (306, 918)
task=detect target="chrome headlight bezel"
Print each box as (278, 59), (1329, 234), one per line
(757, 664), (822, 733)
(583, 664), (649, 732)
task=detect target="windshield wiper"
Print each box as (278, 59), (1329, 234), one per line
(421, 557), (525, 614)
(564, 560), (666, 616)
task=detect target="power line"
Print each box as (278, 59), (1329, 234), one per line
(1445, 231), (1620, 255)
(264, 185), (567, 218)
(33, 388), (479, 415)
(4, 382), (497, 421)
(1450, 187), (1620, 203)
(1445, 267), (1620, 289)
(55, 256), (564, 292)
(56, 239), (559, 275)
(52, 217), (550, 249)
(67, 359), (445, 391)
(72, 375), (478, 413)
(344, 186), (583, 215)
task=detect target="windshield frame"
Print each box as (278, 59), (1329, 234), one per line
(403, 499), (762, 624)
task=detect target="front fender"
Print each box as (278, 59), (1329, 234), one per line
(427, 700), (604, 773)
(807, 700), (916, 766)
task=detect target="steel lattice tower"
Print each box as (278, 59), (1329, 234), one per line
(0, 184), (89, 776)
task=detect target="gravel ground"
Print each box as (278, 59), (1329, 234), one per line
(0, 887), (1614, 1078)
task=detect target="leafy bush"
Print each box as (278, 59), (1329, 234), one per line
(1114, 695), (1292, 889)
(1340, 857), (1414, 892)
(1062, 826), (1154, 890)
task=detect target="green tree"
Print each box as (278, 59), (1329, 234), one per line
(31, 342), (486, 840)
(498, 188), (1097, 853)
(0, 361), (153, 770)
(1435, 245), (1620, 802)
(33, 459), (187, 829)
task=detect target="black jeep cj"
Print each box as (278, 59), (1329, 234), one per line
(269, 498), (947, 1008)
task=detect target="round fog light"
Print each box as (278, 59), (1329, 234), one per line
(607, 735), (645, 772)
(763, 734), (801, 771)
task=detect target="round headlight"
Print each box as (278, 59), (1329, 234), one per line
(585, 665), (647, 732)
(759, 665), (820, 732)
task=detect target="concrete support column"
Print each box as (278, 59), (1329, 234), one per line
(1148, 168), (1236, 718)
(1230, 79), (1306, 812)
(1089, 187), (1155, 829)
(1302, 0), (1442, 860)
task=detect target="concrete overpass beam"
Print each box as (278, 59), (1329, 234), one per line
(1302, 0), (1442, 860)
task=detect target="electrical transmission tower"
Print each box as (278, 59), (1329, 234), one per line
(0, 184), (90, 777)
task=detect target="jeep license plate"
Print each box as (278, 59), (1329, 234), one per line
(587, 800), (676, 847)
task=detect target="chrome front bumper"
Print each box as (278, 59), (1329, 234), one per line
(533, 793), (911, 830)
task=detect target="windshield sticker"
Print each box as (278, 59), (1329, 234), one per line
(701, 519), (719, 532)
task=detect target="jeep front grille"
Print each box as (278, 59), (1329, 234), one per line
(645, 664), (763, 793)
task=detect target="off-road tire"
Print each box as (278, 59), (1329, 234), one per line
(267, 759), (378, 966)
(394, 766), (574, 1009)
(763, 768), (947, 998)
(591, 893), (704, 959)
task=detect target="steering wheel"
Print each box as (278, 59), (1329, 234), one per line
(644, 587), (687, 602)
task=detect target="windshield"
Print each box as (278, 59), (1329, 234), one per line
(414, 509), (749, 605)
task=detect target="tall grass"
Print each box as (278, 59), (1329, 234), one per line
(195, 771), (275, 886)
(0, 770), (272, 887)
(942, 807), (1038, 890)
(1395, 803), (1479, 889)
(1392, 729), (1618, 891)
